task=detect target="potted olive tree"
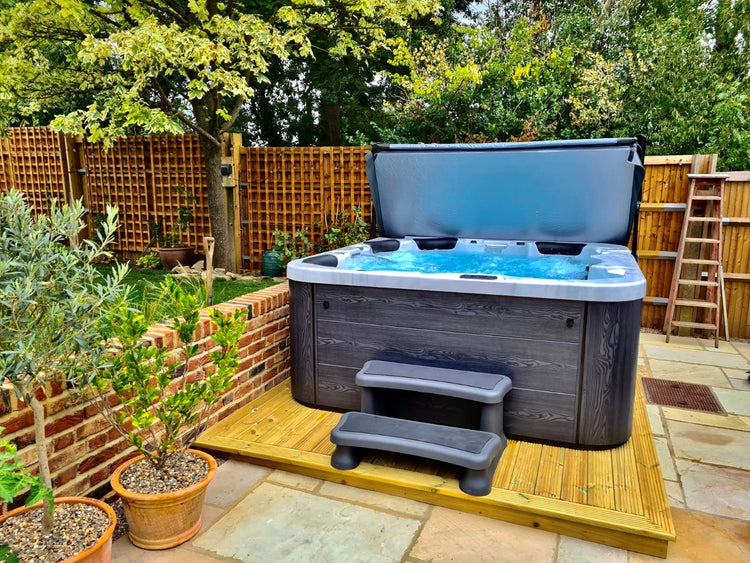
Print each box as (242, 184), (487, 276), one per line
(89, 277), (245, 550)
(0, 190), (127, 561)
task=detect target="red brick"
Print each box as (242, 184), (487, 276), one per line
(1, 410), (34, 434)
(78, 445), (117, 473)
(13, 430), (35, 450)
(45, 412), (84, 437)
(75, 417), (109, 441)
(88, 433), (107, 451)
(53, 432), (75, 452)
(48, 443), (86, 473)
(54, 466), (77, 487)
(89, 467), (111, 487)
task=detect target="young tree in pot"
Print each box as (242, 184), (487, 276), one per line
(0, 190), (127, 561)
(149, 186), (197, 269)
(89, 277), (246, 549)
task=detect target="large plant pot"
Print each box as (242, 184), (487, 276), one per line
(0, 496), (116, 562)
(158, 246), (195, 269)
(111, 449), (217, 550)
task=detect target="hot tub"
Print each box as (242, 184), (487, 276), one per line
(287, 138), (647, 448)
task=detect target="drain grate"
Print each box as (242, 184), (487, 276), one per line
(642, 378), (724, 413)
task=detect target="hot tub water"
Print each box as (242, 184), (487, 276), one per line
(341, 250), (589, 280)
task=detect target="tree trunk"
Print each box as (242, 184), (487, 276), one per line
(29, 394), (54, 533)
(200, 137), (235, 271)
(320, 101), (342, 146)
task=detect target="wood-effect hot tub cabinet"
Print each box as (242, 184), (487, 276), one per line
(290, 280), (642, 449)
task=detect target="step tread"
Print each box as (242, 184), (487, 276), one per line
(687, 217), (721, 222)
(671, 321), (719, 330)
(682, 259), (721, 265)
(678, 279), (719, 287)
(684, 237), (721, 244)
(357, 360), (512, 404)
(331, 412), (504, 470)
(675, 299), (718, 309)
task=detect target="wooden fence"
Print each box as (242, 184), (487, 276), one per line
(1, 127), (749, 337)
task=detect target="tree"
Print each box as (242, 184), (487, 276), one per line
(0, 190), (127, 532)
(0, 0), (440, 268)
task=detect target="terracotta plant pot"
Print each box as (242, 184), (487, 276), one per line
(0, 496), (116, 562)
(158, 246), (195, 269)
(110, 449), (217, 550)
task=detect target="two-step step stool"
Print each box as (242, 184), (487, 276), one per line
(330, 360), (512, 496)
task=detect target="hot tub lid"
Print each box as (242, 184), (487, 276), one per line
(366, 137), (646, 246)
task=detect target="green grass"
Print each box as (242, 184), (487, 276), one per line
(97, 265), (280, 324)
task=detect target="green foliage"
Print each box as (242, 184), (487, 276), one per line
(272, 228), (312, 265)
(90, 277), (246, 470)
(0, 544), (18, 563)
(135, 251), (162, 270)
(148, 186), (195, 249)
(0, 427), (53, 512)
(316, 206), (369, 252)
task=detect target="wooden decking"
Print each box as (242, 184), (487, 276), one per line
(195, 373), (675, 557)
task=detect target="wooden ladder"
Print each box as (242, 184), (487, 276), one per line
(664, 174), (730, 346)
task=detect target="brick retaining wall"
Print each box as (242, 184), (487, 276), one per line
(0, 282), (291, 506)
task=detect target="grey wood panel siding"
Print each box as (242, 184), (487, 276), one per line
(289, 280), (316, 405)
(315, 285), (584, 343)
(317, 364), (361, 410)
(577, 300), (642, 446)
(316, 320), (580, 394)
(504, 388), (577, 443)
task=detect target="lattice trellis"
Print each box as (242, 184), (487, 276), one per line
(83, 134), (210, 254)
(243, 146), (372, 270)
(5, 128), (67, 215)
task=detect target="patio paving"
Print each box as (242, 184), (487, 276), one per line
(112, 330), (750, 562)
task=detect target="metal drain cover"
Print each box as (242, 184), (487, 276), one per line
(642, 378), (724, 413)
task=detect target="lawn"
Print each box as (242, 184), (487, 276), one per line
(97, 265), (280, 323)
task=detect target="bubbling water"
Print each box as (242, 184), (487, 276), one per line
(341, 250), (588, 280)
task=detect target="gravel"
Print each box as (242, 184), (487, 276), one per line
(0, 502), (110, 562)
(118, 451), (209, 494)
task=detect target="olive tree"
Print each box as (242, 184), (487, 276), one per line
(0, 190), (128, 532)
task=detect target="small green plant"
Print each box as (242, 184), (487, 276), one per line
(272, 228), (312, 264)
(315, 205), (369, 252)
(148, 186), (196, 248)
(0, 427), (53, 511)
(90, 277), (246, 470)
(136, 251), (162, 270)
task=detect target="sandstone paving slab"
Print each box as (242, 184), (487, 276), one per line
(194, 483), (421, 562)
(630, 508), (750, 563)
(664, 481), (685, 509)
(112, 538), (226, 563)
(318, 481), (429, 517)
(408, 506), (556, 562)
(557, 535), (628, 563)
(676, 459), (750, 520)
(662, 406), (750, 432)
(713, 388), (750, 416)
(642, 345), (750, 369)
(653, 436), (677, 481)
(724, 368), (750, 391)
(647, 359), (730, 387)
(204, 460), (270, 508)
(267, 469), (321, 492)
(639, 333), (702, 349)
(646, 404), (665, 436)
(732, 340), (750, 361)
(668, 420), (750, 470)
(698, 338), (739, 353)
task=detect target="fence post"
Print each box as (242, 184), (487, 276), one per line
(58, 133), (90, 240)
(220, 133), (243, 272)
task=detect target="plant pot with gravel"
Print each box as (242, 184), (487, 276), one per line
(0, 191), (128, 562)
(90, 278), (246, 550)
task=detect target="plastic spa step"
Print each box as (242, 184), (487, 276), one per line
(356, 360), (512, 404)
(330, 412), (505, 496)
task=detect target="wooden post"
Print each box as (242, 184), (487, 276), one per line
(59, 133), (89, 240)
(204, 236), (215, 306)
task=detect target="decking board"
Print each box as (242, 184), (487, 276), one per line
(196, 375), (675, 557)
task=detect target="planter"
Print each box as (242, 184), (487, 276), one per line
(111, 449), (217, 550)
(261, 250), (284, 277)
(158, 246), (195, 269)
(0, 497), (116, 563)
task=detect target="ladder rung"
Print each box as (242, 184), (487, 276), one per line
(692, 195), (722, 201)
(678, 279), (719, 287)
(688, 217), (721, 222)
(671, 321), (719, 330)
(682, 259), (720, 265)
(685, 237), (720, 244)
(675, 299), (718, 309)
